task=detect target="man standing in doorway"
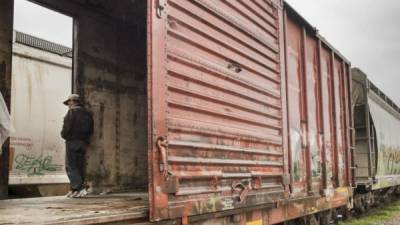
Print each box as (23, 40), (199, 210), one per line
(61, 94), (94, 198)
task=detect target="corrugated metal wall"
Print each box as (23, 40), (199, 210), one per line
(304, 33), (322, 193)
(284, 5), (352, 196)
(285, 13), (307, 195)
(149, 0), (285, 221)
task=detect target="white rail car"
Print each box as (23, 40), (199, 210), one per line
(9, 31), (71, 195)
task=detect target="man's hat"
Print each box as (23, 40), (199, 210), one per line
(63, 94), (81, 105)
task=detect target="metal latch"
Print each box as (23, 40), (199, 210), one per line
(232, 180), (251, 203)
(156, 136), (169, 179)
(156, 0), (166, 18)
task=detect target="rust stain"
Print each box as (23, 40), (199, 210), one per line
(8, 147), (15, 170)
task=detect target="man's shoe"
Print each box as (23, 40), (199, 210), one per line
(70, 191), (80, 198)
(75, 189), (88, 198)
(66, 191), (73, 198)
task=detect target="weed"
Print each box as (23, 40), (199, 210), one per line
(340, 200), (400, 225)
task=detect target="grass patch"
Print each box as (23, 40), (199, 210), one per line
(340, 200), (400, 225)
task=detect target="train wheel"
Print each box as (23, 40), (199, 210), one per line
(336, 205), (351, 220)
(284, 215), (319, 225)
(320, 210), (337, 225)
(307, 214), (319, 225)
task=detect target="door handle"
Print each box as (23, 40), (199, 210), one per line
(156, 136), (169, 179)
(232, 180), (251, 203)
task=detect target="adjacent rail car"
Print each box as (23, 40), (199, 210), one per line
(9, 31), (71, 196)
(352, 68), (400, 212)
(0, 0), (356, 224)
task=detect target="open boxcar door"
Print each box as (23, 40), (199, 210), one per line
(148, 0), (287, 221)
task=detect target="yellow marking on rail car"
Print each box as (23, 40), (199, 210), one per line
(246, 219), (263, 225)
(335, 187), (350, 195)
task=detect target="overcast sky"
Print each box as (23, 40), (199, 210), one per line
(14, 0), (400, 104)
(14, 0), (73, 47)
(285, 0), (400, 105)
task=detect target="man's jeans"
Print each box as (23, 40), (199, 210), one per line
(65, 140), (86, 191)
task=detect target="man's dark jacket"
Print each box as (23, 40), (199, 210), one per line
(61, 105), (94, 142)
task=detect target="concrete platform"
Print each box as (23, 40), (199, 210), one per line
(0, 192), (149, 225)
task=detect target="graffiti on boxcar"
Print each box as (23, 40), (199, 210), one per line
(369, 98), (400, 177)
(381, 147), (400, 175)
(290, 129), (302, 181)
(10, 137), (34, 151)
(14, 153), (58, 175)
(309, 133), (322, 177)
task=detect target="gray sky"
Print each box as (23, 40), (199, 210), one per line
(14, 0), (72, 47)
(14, 0), (400, 104)
(286, 0), (400, 105)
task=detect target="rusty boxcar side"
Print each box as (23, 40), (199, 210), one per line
(284, 2), (354, 196)
(0, 0), (355, 224)
(148, 0), (286, 221)
(147, 0), (354, 223)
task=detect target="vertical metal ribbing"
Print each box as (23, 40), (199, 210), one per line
(301, 27), (312, 194)
(317, 40), (327, 191)
(282, 8), (293, 194)
(278, 1), (290, 195)
(330, 51), (340, 187)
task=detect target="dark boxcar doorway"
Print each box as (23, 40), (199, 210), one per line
(26, 0), (149, 195)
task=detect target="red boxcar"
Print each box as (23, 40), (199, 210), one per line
(0, 0), (354, 224)
(149, 1), (353, 223)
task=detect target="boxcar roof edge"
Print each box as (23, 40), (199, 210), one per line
(284, 1), (351, 65)
(352, 67), (400, 117)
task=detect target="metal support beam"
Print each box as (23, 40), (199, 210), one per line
(0, 0), (14, 199)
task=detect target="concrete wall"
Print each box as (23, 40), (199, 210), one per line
(29, 0), (148, 193)
(0, 0), (13, 199)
